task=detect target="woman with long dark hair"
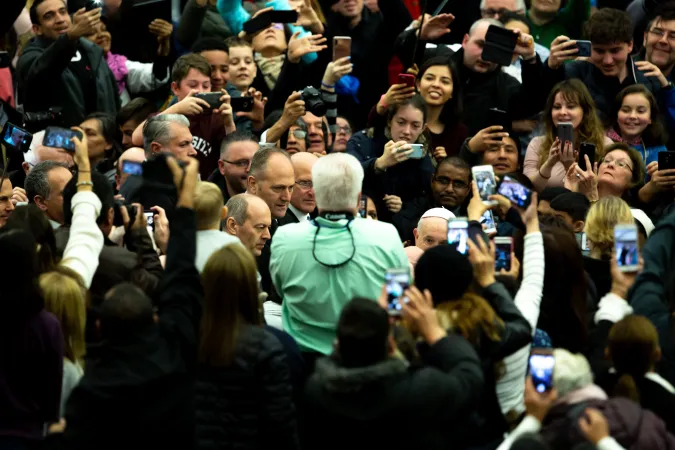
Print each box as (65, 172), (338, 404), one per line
(79, 112), (124, 184)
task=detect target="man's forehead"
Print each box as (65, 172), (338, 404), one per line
(485, 0), (517, 9)
(652, 18), (675, 31)
(38, 0), (67, 15)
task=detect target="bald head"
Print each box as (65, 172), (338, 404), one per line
(225, 193), (272, 256)
(414, 216), (449, 251)
(116, 147), (146, 191)
(291, 152), (318, 215)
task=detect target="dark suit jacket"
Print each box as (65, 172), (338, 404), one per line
(257, 210), (296, 300)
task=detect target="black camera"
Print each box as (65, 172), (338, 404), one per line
(112, 200), (138, 227)
(301, 86), (326, 117)
(24, 108), (63, 133)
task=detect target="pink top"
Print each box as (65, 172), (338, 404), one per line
(524, 135), (614, 192)
(0, 68), (14, 108)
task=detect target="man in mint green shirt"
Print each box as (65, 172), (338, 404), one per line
(527, 0), (590, 48)
(270, 153), (409, 356)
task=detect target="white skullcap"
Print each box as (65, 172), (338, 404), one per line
(421, 207), (455, 221)
(631, 208), (654, 237)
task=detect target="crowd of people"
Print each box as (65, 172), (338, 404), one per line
(3, 0), (675, 448)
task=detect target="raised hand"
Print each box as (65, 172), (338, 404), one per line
(68, 8), (102, 39)
(548, 36), (579, 69)
(468, 126), (509, 153)
(419, 13), (454, 41)
(323, 56), (353, 87)
(294, 0), (324, 34)
(288, 32), (327, 63)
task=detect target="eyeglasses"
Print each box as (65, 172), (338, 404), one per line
(481, 7), (511, 17)
(601, 157), (634, 172)
(295, 180), (313, 189)
(434, 177), (469, 190)
(290, 130), (307, 139)
(336, 126), (352, 134)
(649, 28), (675, 42)
(221, 159), (251, 169)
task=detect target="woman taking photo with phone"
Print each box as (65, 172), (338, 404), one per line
(524, 79), (611, 192)
(348, 95), (434, 223)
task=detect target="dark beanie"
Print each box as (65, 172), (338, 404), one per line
(414, 245), (473, 305)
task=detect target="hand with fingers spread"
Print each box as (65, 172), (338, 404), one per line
(468, 126), (509, 154)
(565, 155), (598, 201)
(376, 141), (413, 171)
(432, 146), (447, 163)
(635, 60), (669, 88)
(294, 0), (324, 34)
(524, 376), (558, 422)
(547, 36), (579, 69)
(151, 205), (170, 254)
(167, 90), (210, 116)
(378, 83), (416, 114)
(578, 408), (610, 446)
(383, 194), (402, 213)
(288, 32), (327, 63)
(237, 88), (267, 130)
(323, 56), (353, 87)
(467, 236), (497, 288)
(401, 286), (447, 344)
(419, 13), (454, 41)
(68, 8), (102, 40)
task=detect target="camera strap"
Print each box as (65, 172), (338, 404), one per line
(311, 212), (356, 268)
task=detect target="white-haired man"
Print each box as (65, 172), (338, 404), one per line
(405, 208), (455, 272)
(270, 153), (408, 358)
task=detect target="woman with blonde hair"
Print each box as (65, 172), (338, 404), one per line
(40, 266), (88, 418)
(524, 79), (612, 192)
(413, 237), (531, 448)
(583, 196), (634, 300)
(195, 243), (299, 450)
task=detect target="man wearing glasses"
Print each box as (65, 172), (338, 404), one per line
(640, 4), (675, 81)
(209, 130), (258, 204)
(480, 0), (526, 20)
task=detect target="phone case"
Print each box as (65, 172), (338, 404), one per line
(231, 97), (254, 112)
(398, 74), (415, 89)
(333, 37), (351, 61)
(659, 151), (675, 171)
(557, 123), (574, 145)
(482, 25), (518, 66)
(578, 143), (596, 171)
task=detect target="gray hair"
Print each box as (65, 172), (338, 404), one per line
(225, 194), (251, 225)
(220, 130), (258, 159)
(248, 147), (290, 180)
(469, 18), (504, 36)
(25, 161), (69, 202)
(312, 153), (364, 211)
(142, 114), (190, 155)
(479, 0), (526, 11)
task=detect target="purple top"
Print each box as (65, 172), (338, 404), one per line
(0, 310), (64, 440)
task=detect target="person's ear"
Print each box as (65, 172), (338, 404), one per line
(22, 161), (31, 175)
(221, 206), (228, 220)
(248, 175), (257, 194)
(225, 217), (238, 235)
(643, 32), (648, 49)
(170, 81), (180, 97)
(150, 141), (163, 155)
(655, 346), (662, 363)
(627, 40), (634, 54)
(34, 195), (48, 211)
(413, 228), (419, 240)
(32, 24), (42, 36)
(218, 158), (226, 175)
(573, 220), (585, 233)
(462, 33), (469, 47)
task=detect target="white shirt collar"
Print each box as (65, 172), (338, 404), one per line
(288, 204), (309, 222)
(645, 372), (675, 393)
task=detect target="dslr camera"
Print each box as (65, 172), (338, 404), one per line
(24, 107), (63, 133)
(301, 86), (326, 117)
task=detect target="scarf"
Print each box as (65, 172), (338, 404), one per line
(606, 128), (642, 146)
(106, 51), (129, 95)
(254, 53), (285, 90)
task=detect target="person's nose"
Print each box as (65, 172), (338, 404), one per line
(629, 109), (638, 119)
(498, 148), (508, 159)
(307, 188), (315, 199)
(603, 53), (614, 65)
(7, 200), (15, 212)
(262, 227), (271, 240)
(188, 145), (197, 156)
(280, 187), (292, 201)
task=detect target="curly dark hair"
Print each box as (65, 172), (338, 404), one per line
(583, 8), (633, 45)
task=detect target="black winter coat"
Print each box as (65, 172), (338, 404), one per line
(195, 325), (299, 450)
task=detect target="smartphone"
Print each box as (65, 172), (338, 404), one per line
(122, 160), (143, 176)
(243, 13), (273, 35)
(398, 74), (415, 89)
(615, 224), (639, 272)
(472, 165), (497, 206)
(576, 40), (592, 58)
(482, 25), (518, 66)
(231, 96), (254, 113)
(487, 108), (509, 131)
(529, 350), (555, 393)
(1, 122), (32, 153)
(43, 127), (83, 152)
(658, 151), (675, 171)
(577, 232), (590, 256)
(85, 0), (103, 10)
(579, 142), (596, 172)
(359, 196), (367, 218)
(270, 10), (299, 23)
(557, 122), (574, 146)
(0, 51), (10, 69)
(194, 92), (223, 109)
(144, 210), (155, 231)
(481, 210), (496, 235)
(497, 175), (532, 208)
(448, 217), (469, 255)
(333, 36), (352, 62)
(494, 237), (513, 271)
(408, 144), (424, 159)
(385, 268), (410, 316)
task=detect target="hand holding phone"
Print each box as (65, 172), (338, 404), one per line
(472, 165), (498, 206)
(578, 143), (596, 172)
(333, 36), (352, 62)
(494, 237), (513, 271)
(658, 151), (675, 171)
(408, 144), (424, 159)
(614, 224), (639, 272)
(482, 25), (518, 66)
(576, 40), (592, 58)
(398, 74), (415, 89)
(385, 269), (410, 316)
(557, 122), (574, 146)
(529, 350), (555, 393)
(448, 218), (469, 254)
(43, 127), (83, 152)
(497, 175), (532, 208)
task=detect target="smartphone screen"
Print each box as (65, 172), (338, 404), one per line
(122, 160), (143, 176)
(529, 352), (555, 393)
(579, 143), (596, 172)
(409, 144), (424, 159)
(615, 225), (639, 272)
(144, 211), (155, 231)
(385, 269), (409, 316)
(2, 122), (32, 152)
(43, 127), (82, 152)
(481, 210), (496, 234)
(494, 238), (512, 271)
(472, 166), (497, 204)
(448, 218), (469, 255)
(333, 36), (352, 62)
(359, 197), (367, 218)
(497, 175), (532, 208)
